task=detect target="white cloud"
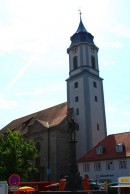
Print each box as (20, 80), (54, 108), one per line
(123, 111), (130, 117)
(111, 24), (130, 39)
(0, 95), (16, 109)
(15, 88), (43, 97)
(106, 106), (117, 113)
(15, 82), (66, 97)
(102, 60), (116, 68)
(110, 96), (130, 107)
(100, 41), (122, 48)
(7, 54), (41, 89)
(0, 120), (5, 124)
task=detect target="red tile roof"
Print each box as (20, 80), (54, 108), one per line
(0, 102), (67, 134)
(78, 132), (130, 162)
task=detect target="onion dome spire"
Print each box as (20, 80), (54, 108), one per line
(76, 10), (87, 33)
(69, 11), (94, 47)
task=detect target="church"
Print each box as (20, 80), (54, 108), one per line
(0, 14), (107, 181)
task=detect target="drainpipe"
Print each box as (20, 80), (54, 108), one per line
(47, 122), (50, 181)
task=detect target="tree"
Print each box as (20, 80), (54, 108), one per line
(0, 129), (38, 181)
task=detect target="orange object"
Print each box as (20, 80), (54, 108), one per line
(59, 179), (66, 191)
(18, 186), (35, 192)
(82, 178), (90, 191)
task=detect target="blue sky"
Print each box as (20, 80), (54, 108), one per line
(0, 0), (130, 135)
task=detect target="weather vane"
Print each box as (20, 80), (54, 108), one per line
(78, 9), (82, 16)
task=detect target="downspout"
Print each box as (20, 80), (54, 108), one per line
(47, 122), (50, 181)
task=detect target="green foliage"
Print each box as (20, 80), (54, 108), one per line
(0, 129), (38, 181)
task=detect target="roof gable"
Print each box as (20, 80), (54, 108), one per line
(78, 132), (130, 162)
(0, 102), (67, 134)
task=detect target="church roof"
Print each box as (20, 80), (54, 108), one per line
(78, 132), (130, 163)
(0, 102), (67, 134)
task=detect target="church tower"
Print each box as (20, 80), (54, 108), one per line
(66, 14), (107, 159)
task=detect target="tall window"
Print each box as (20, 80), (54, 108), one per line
(75, 96), (79, 102)
(119, 160), (127, 169)
(95, 96), (98, 102)
(91, 55), (96, 69)
(73, 56), (78, 70)
(36, 142), (41, 153)
(116, 143), (124, 152)
(93, 81), (97, 88)
(96, 145), (104, 155)
(76, 108), (79, 115)
(94, 162), (101, 171)
(97, 123), (99, 130)
(83, 163), (90, 172)
(106, 161), (114, 170)
(74, 82), (78, 88)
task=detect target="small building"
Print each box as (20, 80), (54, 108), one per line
(78, 132), (130, 183)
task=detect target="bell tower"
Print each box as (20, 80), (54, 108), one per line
(66, 14), (107, 159)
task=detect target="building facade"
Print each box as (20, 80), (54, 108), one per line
(78, 132), (130, 183)
(67, 15), (107, 159)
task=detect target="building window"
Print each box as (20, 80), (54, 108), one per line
(76, 108), (79, 115)
(96, 145), (104, 155)
(106, 161), (114, 170)
(21, 117), (33, 130)
(75, 96), (79, 102)
(73, 56), (78, 70)
(74, 82), (78, 88)
(97, 123), (99, 130)
(35, 157), (40, 169)
(93, 81), (97, 88)
(36, 142), (41, 153)
(119, 160), (127, 169)
(83, 163), (90, 172)
(95, 96), (98, 102)
(91, 55), (96, 69)
(116, 143), (124, 152)
(94, 162), (101, 171)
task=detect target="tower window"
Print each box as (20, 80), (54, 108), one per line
(74, 82), (78, 88)
(90, 46), (94, 53)
(73, 56), (78, 70)
(95, 96), (98, 102)
(97, 123), (99, 130)
(75, 96), (79, 102)
(91, 55), (96, 69)
(93, 81), (97, 88)
(76, 108), (79, 115)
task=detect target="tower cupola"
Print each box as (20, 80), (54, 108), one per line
(70, 15), (94, 47)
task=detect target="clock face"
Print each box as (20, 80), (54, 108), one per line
(72, 46), (78, 54)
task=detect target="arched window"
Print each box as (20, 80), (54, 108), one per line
(73, 56), (78, 70)
(91, 55), (96, 69)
